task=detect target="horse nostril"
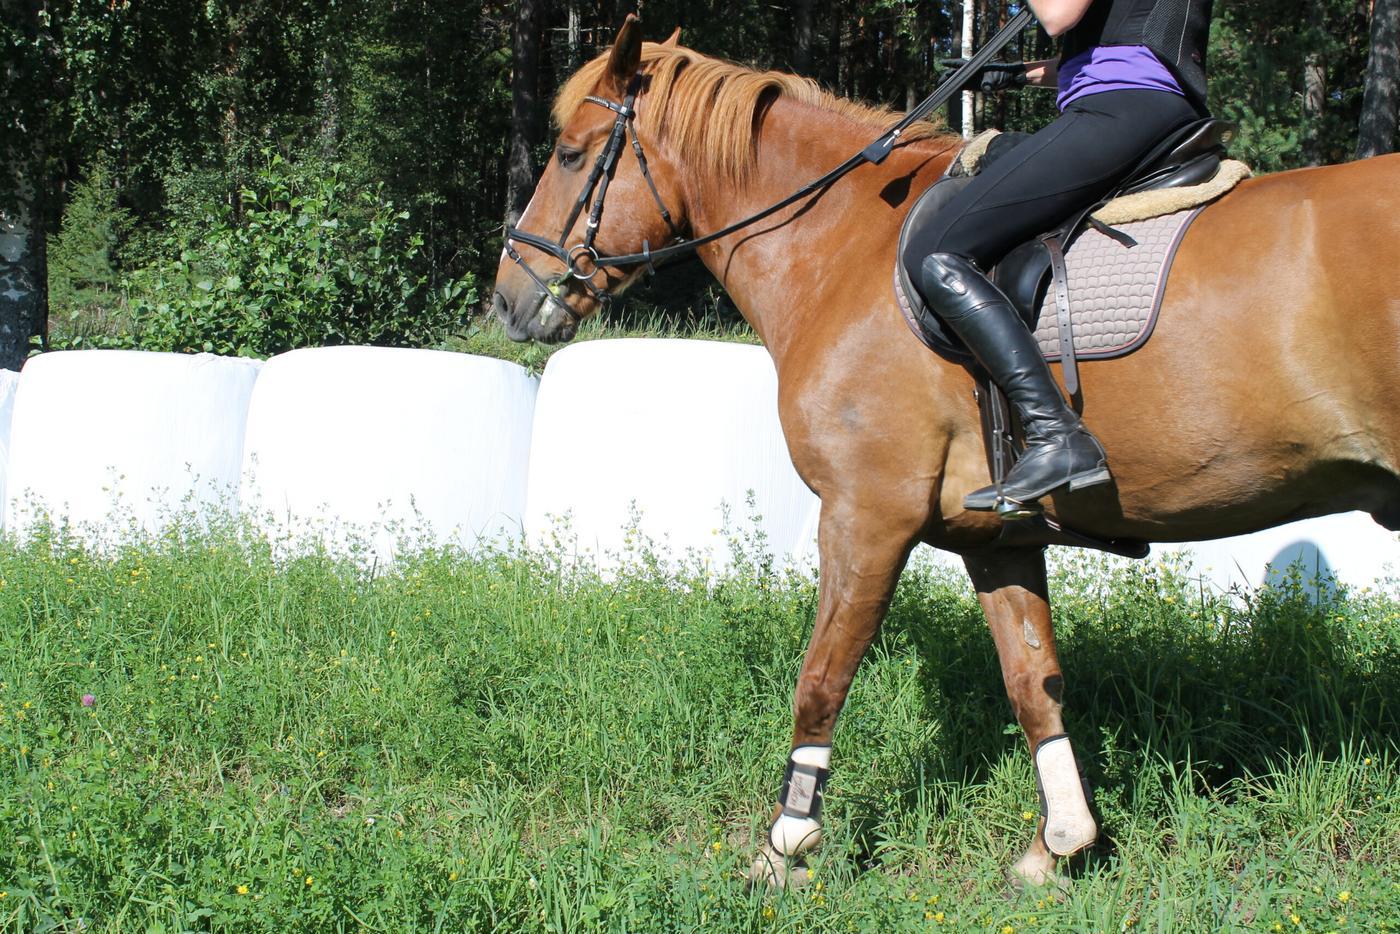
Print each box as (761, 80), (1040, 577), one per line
(491, 290), (510, 321)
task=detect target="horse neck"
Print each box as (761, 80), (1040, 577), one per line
(681, 97), (958, 364)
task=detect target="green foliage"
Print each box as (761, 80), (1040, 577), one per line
(46, 158), (137, 349)
(22, 0), (1396, 355)
(119, 154), (474, 357)
(1208, 0), (1376, 171)
(1, 520), (1398, 930)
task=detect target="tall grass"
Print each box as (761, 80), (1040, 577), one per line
(1, 519), (1397, 931)
(441, 311), (758, 375)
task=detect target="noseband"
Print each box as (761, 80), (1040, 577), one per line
(503, 74), (684, 321)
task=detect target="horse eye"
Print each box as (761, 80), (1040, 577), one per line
(556, 146), (584, 170)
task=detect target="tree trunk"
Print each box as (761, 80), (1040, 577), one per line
(566, 2), (582, 73)
(0, 191), (46, 371)
(793, 0), (814, 75)
(505, 0), (544, 228)
(0, 0), (49, 370)
(1357, 0), (1400, 159)
(961, 0), (975, 137)
(1302, 51), (1326, 166)
(317, 47), (341, 162)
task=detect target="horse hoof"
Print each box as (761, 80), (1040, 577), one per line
(1006, 850), (1069, 894)
(746, 843), (813, 890)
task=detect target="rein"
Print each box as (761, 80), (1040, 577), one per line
(503, 9), (1034, 316)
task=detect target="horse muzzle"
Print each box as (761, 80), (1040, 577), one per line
(492, 284), (584, 344)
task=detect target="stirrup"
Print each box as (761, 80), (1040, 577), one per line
(996, 497), (1042, 520)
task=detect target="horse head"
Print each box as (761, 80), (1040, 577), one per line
(492, 17), (688, 343)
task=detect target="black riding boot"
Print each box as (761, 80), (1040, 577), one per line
(919, 252), (1110, 514)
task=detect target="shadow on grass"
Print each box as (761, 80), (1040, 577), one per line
(846, 560), (1400, 869)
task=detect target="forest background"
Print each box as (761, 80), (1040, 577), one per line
(2, 0), (1396, 369)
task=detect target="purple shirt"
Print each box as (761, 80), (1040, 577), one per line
(1056, 45), (1185, 111)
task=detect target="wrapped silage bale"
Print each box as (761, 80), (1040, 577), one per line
(0, 368), (20, 532)
(525, 339), (822, 573)
(239, 346), (536, 561)
(4, 351), (262, 541)
(1164, 512), (1400, 598)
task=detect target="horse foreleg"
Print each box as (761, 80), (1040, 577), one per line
(748, 503), (913, 888)
(963, 547), (1097, 889)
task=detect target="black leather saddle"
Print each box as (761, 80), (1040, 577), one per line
(896, 118), (1235, 361)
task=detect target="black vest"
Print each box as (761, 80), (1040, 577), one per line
(1059, 0), (1214, 109)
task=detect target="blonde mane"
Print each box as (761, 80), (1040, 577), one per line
(553, 43), (952, 187)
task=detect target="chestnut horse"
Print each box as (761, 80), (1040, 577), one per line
(492, 18), (1400, 887)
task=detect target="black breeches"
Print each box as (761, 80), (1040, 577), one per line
(901, 88), (1201, 272)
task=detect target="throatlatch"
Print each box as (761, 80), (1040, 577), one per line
(1033, 734), (1098, 856)
(769, 745), (831, 857)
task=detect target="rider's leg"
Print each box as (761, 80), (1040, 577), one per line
(902, 89), (1200, 512)
(920, 251), (1109, 510)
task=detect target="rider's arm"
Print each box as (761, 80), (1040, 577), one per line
(1023, 59), (1059, 87)
(1027, 0), (1094, 35)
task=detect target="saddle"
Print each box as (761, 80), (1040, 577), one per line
(892, 118), (1236, 558)
(895, 117), (1235, 369)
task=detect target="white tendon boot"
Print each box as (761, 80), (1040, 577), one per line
(749, 745), (831, 888)
(1034, 734), (1098, 856)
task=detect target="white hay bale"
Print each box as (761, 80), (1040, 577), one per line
(0, 368), (20, 531)
(1165, 512), (1400, 597)
(525, 339), (821, 573)
(239, 346), (536, 561)
(4, 351), (261, 540)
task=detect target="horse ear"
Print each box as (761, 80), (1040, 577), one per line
(662, 27), (681, 47)
(607, 14), (644, 88)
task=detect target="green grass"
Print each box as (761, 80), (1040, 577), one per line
(445, 312), (756, 375)
(1, 520), (1398, 932)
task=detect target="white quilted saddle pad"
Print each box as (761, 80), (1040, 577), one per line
(1031, 207), (1202, 361)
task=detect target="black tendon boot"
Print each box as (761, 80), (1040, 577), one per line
(919, 252), (1110, 515)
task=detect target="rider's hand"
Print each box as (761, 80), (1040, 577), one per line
(939, 58), (1030, 92)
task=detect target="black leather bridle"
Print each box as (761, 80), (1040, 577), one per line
(503, 74), (683, 321)
(501, 70), (882, 323)
(502, 9), (1035, 323)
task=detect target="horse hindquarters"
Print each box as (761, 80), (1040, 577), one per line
(1061, 157), (1400, 538)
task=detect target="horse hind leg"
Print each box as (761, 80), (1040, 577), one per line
(748, 499), (915, 888)
(962, 547), (1097, 889)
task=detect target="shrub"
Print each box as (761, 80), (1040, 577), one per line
(46, 157), (137, 348)
(122, 153), (474, 357)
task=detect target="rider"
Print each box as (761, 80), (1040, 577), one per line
(903, 0), (1213, 514)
